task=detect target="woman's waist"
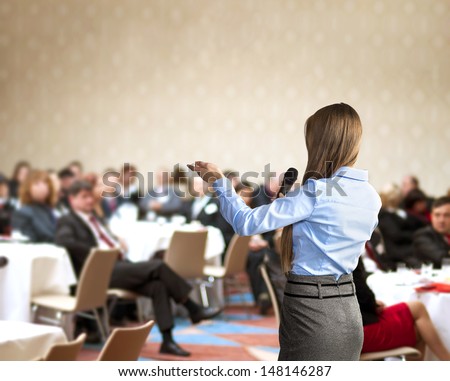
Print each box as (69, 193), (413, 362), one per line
(284, 272), (355, 299)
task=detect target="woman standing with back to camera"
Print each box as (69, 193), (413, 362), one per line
(189, 103), (382, 361)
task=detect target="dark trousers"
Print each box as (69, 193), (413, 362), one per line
(246, 249), (267, 303)
(109, 259), (192, 331)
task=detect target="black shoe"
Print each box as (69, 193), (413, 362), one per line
(160, 341), (191, 357)
(190, 306), (223, 324)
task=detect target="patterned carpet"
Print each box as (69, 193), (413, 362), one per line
(78, 294), (280, 361)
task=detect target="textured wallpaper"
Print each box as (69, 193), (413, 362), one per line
(0, 0), (449, 195)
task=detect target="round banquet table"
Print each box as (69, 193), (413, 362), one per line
(0, 243), (77, 322)
(367, 270), (450, 361)
(0, 321), (67, 360)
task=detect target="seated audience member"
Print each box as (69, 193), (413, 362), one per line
(354, 258), (450, 360)
(139, 168), (184, 220)
(118, 163), (141, 206)
(223, 169), (241, 190)
(11, 170), (58, 242)
(84, 172), (113, 220)
(400, 174), (434, 212)
(378, 184), (421, 268)
(0, 173), (14, 235)
(404, 189), (431, 226)
(55, 180), (221, 356)
(181, 176), (234, 252)
(251, 172), (281, 208)
(68, 160), (83, 180)
(235, 181), (253, 205)
(413, 196), (450, 269)
(101, 167), (121, 217)
(56, 167), (76, 213)
(47, 170), (61, 199)
(172, 163), (190, 196)
(400, 175), (419, 199)
(8, 161), (31, 204)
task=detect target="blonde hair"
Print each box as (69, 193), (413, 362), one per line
(280, 103), (363, 273)
(379, 183), (402, 209)
(19, 170), (58, 207)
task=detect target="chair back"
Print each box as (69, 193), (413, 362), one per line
(259, 263), (281, 325)
(165, 230), (208, 278)
(75, 249), (119, 311)
(222, 235), (251, 276)
(97, 320), (155, 361)
(43, 333), (86, 361)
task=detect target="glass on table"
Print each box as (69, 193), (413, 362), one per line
(156, 216), (167, 225)
(396, 262), (408, 274)
(171, 215), (186, 226)
(421, 262), (433, 278)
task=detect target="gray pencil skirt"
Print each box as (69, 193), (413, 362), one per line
(278, 272), (363, 361)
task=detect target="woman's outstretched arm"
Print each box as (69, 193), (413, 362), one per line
(188, 161), (316, 236)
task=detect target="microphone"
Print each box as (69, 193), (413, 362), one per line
(0, 256), (8, 268)
(277, 167), (298, 198)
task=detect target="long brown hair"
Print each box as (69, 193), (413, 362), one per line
(19, 170), (58, 207)
(280, 103), (363, 273)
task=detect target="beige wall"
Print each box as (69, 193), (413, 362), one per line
(0, 0), (449, 195)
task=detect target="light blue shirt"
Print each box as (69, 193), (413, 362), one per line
(213, 166), (382, 279)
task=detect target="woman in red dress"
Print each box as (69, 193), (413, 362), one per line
(354, 259), (450, 360)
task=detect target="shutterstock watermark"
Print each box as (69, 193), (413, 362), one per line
(101, 162), (347, 199)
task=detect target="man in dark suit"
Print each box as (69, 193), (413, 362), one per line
(55, 180), (221, 357)
(413, 196), (450, 269)
(181, 176), (234, 254)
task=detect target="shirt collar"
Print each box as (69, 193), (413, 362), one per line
(333, 166), (368, 182)
(75, 210), (93, 222)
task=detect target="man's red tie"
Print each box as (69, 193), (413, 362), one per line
(89, 215), (116, 248)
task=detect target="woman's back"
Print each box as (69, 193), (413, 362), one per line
(292, 166), (381, 277)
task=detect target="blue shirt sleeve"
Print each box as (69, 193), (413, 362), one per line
(212, 177), (316, 236)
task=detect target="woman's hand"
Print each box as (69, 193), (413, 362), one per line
(375, 300), (386, 315)
(187, 161), (225, 183)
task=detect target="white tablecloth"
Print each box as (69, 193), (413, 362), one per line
(0, 321), (67, 360)
(0, 243), (77, 322)
(367, 270), (450, 361)
(109, 221), (226, 263)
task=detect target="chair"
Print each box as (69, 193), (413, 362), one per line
(31, 248), (120, 341)
(360, 347), (421, 361)
(42, 333), (86, 361)
(204, 235), (251, 307)
(97, 320), (155, 361)
(107, 288), (150, 323)
(164, 230), (210, 305)
(259, 262), (281, 325)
